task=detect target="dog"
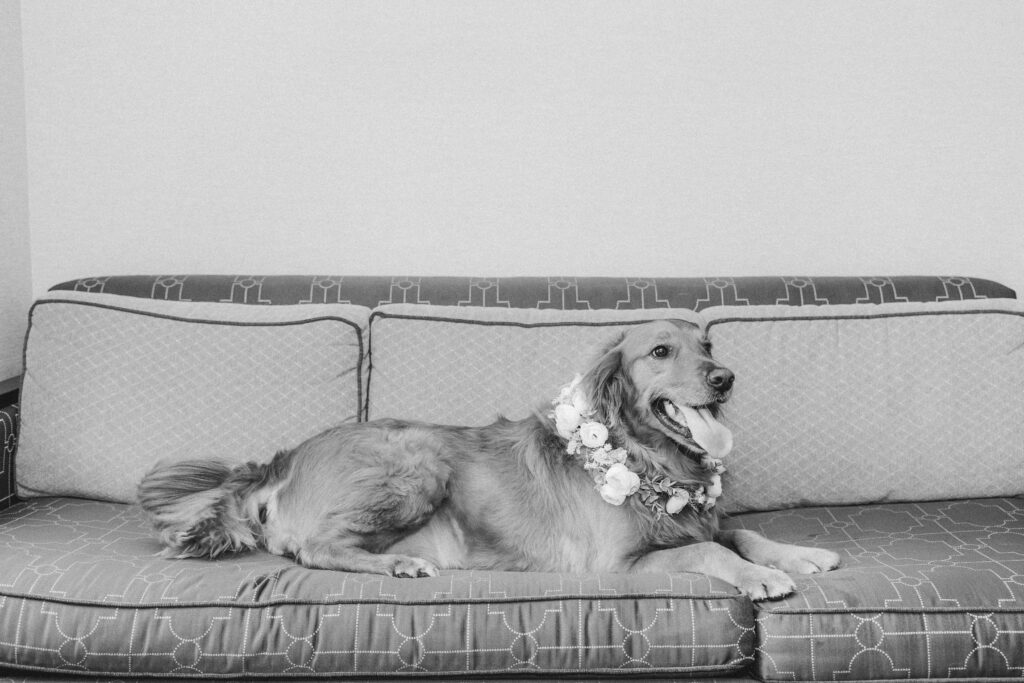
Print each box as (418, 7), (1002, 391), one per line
(138, 319), (840, 600)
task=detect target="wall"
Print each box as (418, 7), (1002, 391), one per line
(16, 1), (1024, 299)
(0, 0), (32, 382)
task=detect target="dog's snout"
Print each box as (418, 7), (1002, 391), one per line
(706, 367), (735, 392)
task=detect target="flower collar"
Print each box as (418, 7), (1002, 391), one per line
(550, 375), (725, 518)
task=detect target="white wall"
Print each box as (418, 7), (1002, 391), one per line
(0, 0), (32, 381)
(17, 1), (1024, 298)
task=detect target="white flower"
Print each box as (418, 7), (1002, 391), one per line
(666, 492), (690, 515)
(571, 389), (592, 418)
(578, 422), (609, 448)
(599, 463), (641, 506)
(706, 473), (723, 498)
(554, 403), (582, 439)
(557, 374), (583, 403)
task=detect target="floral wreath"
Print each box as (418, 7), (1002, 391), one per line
(550, 375), (725, 518)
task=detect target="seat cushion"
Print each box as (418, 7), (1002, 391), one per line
(0, 498), (755, 678)
(723, 496), (1024, 681)
(17, 291), (370, 503)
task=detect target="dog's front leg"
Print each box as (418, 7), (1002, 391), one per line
(718, 529), (841, 575)
(297, 541), (439, 578)
(630, 542), (795, 600)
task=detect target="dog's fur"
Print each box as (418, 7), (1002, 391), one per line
(138, 320), (839, 600)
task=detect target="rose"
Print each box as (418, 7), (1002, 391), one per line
(705, 473), (723, 499)
(578, 421), (608, 448)
(557, 379), (578, 405)
(599, 463), (641, 505)
(554, 403), (582, 439)
(666, 491), (690, 515)
(571, 389), (592, 418)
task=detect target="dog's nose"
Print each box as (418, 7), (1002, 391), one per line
(706, 367), (735, 392)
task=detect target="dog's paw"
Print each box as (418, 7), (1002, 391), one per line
(772, 546), (841, 575)
(390, 555), (439, 578)
(735, 565), (796, 601)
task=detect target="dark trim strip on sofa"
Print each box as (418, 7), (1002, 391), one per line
(706, 307), (1024, 329)
(368, 310), (678, 329)
(49, 275), (1017, 309)
(0, 583), (750, 609)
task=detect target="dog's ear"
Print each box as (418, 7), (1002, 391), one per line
(581, 332), (634, 428)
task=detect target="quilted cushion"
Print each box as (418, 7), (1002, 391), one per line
(0, 498), (755, 678)
(724, 496), (1024, 680)
(17, 291), (369, 503)
(704, 300), (1024, 513)
(367, 304), (705, 424)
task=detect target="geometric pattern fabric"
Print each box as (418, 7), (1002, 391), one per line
(724, 497), (1024, 680)
(0, 498), (754, 678)
(2, 274), (1021, 679)
(2, 496), (1022, 679)
(50, 273), (1016, 309)
(0, 405), (15, 510)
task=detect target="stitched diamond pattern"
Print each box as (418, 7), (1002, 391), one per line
(367, 309), (701, 425)
(18, 297), (368, 502)
(709, 310), (1024, 512)
(371, 321), (609, 424)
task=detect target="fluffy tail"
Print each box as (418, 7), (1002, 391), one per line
(137, 459), (264, 559)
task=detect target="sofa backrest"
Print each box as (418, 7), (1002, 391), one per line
(704, 300), (1024, 511)
(16, 275), (1020, 511)
(17, 291), (369, 502)
(367, 304), (703, 424)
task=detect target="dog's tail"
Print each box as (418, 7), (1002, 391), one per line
(137, 459), (266, 559)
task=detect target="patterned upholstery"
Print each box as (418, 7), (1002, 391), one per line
(50, 274), (1015, 309)
(0, 498), (754, 679)
(1, 274), (1018, 680)
(724, 496), (1024, 680)
(17, 292), (370, 503)
(368, 305), (703, 424)
(705, 301), (1024, 513)
(0, 405), (16, 511)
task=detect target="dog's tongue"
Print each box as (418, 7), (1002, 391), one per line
(679, 406), (733, 458)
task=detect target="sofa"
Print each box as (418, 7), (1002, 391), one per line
(1, 274), (1022, 682)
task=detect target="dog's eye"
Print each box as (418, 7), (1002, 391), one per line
(651, 345), (671, 359)
(258, 505), (268, 525)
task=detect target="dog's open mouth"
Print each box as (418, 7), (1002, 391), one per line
(653, 399), (734, 458)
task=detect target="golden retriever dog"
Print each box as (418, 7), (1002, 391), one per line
(138, 320), (839, 600)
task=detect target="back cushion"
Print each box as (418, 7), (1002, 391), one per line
(704, 300), (1024, 512)
(18, 291), (369, 502)
(368, 305), (705, 424)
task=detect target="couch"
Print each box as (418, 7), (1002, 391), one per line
(1, 274), (1022, 682)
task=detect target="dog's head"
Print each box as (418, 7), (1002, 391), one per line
(582, 320), (734, 459)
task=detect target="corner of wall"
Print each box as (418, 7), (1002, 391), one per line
(0, 0), (33, 381)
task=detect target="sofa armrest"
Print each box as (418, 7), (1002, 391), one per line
(1, 404), (18, 510)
